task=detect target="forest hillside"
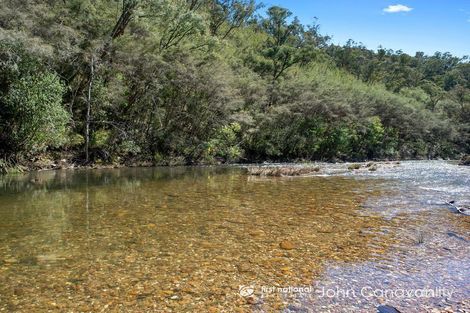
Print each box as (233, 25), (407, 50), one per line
(0, 0), (469, 170)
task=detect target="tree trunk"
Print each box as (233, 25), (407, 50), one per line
(85, 56), (94, 163)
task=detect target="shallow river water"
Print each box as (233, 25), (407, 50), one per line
(0, 161), (469, 312)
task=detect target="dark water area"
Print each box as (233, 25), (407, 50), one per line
(0, 162), (468, 312)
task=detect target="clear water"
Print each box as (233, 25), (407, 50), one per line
(0, 161), (468, 312)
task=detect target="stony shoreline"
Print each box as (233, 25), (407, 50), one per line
(1, 156), (466, 175)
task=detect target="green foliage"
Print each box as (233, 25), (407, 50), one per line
(150, 0), (208, 52)
(66, 133), (85, 148)
(0, 159), (25, 174)
(118, 140), (141, 156)
(205, 123), (243, 163)
(0, 40), (70, 157)
(91, 129), (110, 148)
(209, 0), (258, 39)
(0, 1), (468, 166)
(1, 70), (69, 155)
(364, 116), (385, 157)
(250, 7), (324, 85)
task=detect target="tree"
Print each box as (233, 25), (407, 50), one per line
(150, 0), (208, 52)
(208, 0), (258, 39)
(254, 6), (322, 106)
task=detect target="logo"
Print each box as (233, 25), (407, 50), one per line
(239, 285), (255, 297)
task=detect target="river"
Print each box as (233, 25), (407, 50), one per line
(0, 161), (468, 312)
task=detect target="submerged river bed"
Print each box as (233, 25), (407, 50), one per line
(0, 161), (469, 312)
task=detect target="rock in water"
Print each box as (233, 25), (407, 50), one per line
(377, 305), (401, 313)
(459, 154), (470, 166)
(246, 166), (320, 177)
(447, 231), (468, 242)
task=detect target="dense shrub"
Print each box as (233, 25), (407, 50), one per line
(0, 41), (69, 158)
(0, 1), (468, 165)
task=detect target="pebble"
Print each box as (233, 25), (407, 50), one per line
(279, 240), (295, 250)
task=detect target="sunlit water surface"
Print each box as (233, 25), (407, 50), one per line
(0, 161), (468, 312)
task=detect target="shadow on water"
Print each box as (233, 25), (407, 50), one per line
(0, 166), (235, 195)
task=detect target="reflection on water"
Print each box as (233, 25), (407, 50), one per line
(0, 162), (468, 312)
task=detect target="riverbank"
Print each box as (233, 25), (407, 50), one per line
(0, 157), (408, 175)
(1, 153), (468, 175)
(0, 156), (470, 176)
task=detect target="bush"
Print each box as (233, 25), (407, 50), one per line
(0, 40), (69, 157)
(205, 123), (243, 163)
(2, 72), (69, 155)
(66, 133), (85, 148)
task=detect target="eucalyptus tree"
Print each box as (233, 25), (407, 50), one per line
(254, 6), (322, 107)
(208, 0), (258, 39)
